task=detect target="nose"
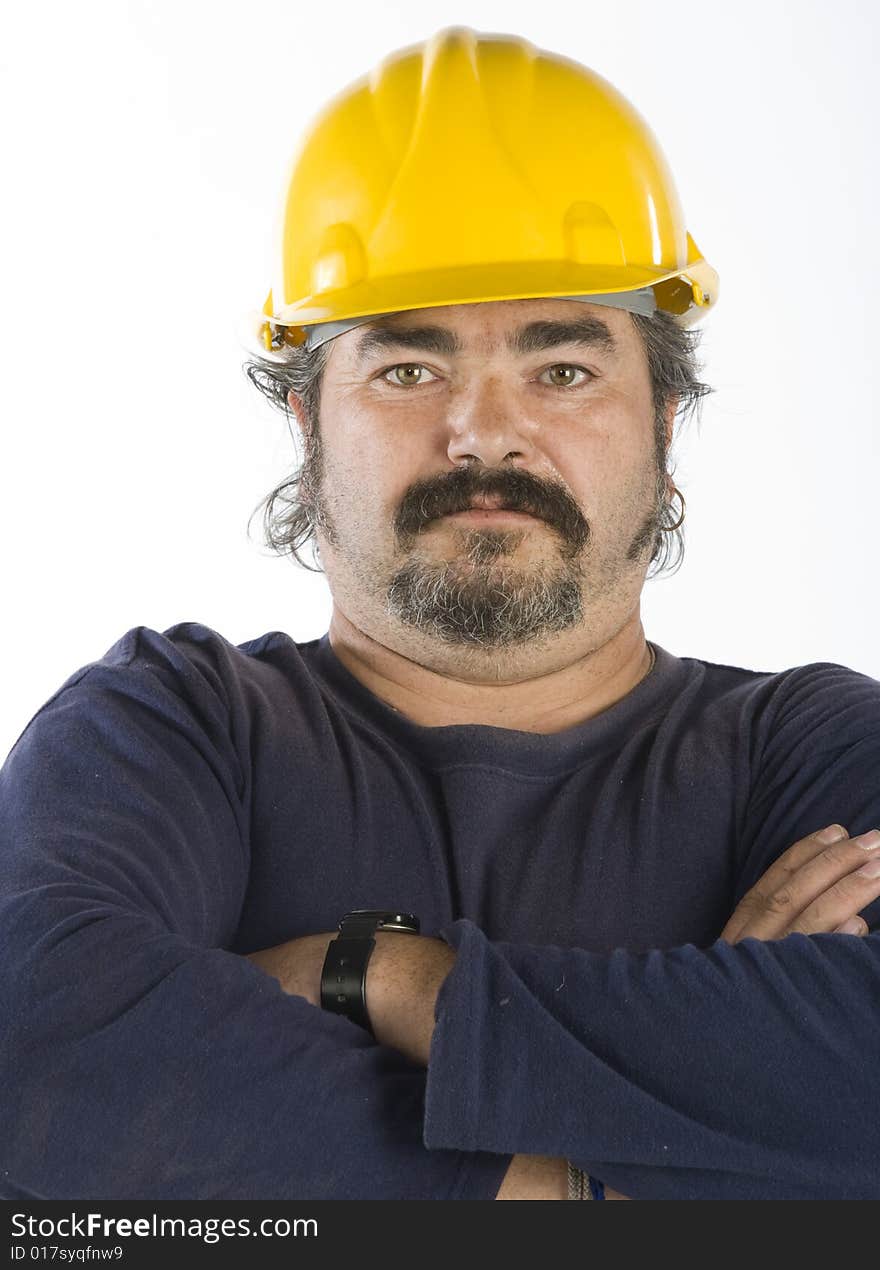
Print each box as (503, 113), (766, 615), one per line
(444, 374), (540, 468)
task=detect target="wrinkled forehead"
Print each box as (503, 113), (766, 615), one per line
(322, 303), (645, 386)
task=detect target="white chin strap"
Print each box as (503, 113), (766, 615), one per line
(299, 288), (658, 351)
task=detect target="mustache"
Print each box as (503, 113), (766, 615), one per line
(393, 467), (590, 549)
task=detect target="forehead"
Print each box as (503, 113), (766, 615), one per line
(332, 297), (637, 366)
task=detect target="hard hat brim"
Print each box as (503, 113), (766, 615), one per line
(269, 257), (717, 331)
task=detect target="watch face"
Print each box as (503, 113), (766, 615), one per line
(344, 910), (420, 933)
(377, 913), (420, 932)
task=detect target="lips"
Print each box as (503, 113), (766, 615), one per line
(465, 495), (513, 511)
(456, 496), (534, 515)
(441, 505), (541, 525)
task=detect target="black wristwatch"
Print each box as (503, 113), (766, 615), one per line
(320, 910), (421, 1033)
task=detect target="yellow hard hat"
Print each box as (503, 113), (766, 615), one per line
(256, 25), (718, 354)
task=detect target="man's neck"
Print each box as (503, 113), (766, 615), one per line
(326, 606), (655, 735)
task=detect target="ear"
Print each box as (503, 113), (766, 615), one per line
(287, 389), (309, 439)
(664, 393), (679, 450)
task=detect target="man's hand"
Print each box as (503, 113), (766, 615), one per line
(493, 1157), (629, 1200)
(719, 823), (880, 944)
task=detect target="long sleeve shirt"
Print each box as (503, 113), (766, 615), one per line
(1, 621), (878, 1199)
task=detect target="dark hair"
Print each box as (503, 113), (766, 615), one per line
(243, 308), (713, 577)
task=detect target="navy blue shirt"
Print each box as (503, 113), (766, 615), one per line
(2, 622), (879, 1199)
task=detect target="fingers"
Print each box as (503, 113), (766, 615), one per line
(789, 857), (880, 937)
(834, 916), (869, 936)
(720, 824), (851, 943)
(741, 823), (851, 899)
(720, 824), (880, 943)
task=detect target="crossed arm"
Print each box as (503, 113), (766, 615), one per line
(7, 647), (880, 1201)
(246, 823), (880, 1200)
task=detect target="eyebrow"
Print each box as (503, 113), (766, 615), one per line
(354, 315), (618, 362)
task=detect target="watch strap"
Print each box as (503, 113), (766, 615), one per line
(320, 910), (420, 1033)
(321, 935), (375, 1030)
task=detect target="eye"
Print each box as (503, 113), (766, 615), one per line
(539, 364), (593, 389)
(380, 363), (439, 388)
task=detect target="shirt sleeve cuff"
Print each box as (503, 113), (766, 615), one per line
(424, 918), (521, 1153)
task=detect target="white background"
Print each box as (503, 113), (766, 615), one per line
(2, 0), (877, 762)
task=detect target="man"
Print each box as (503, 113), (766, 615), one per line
(1, 27), (879, 1201)
(243, 290), (880, 1200)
